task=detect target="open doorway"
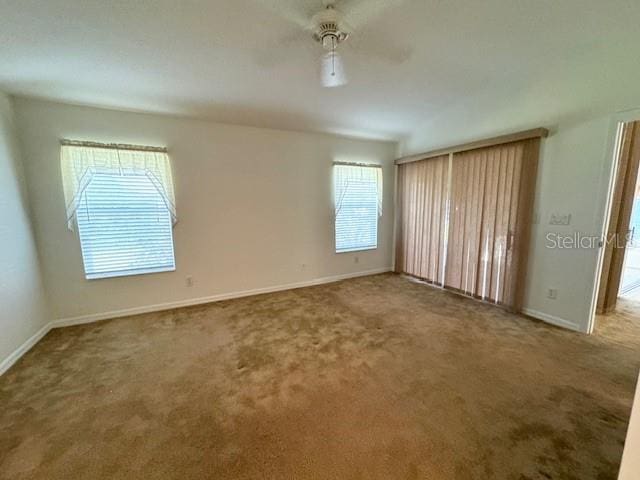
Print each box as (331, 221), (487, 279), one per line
(620, 188), (640, 300)
(596, 120), (640, 316)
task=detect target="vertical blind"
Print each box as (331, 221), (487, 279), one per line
(396, 139), (540, 310)
(76, 173), (176, 279)
(445, 143), (523, 303)
(395, 155), (449, 284)
(334, 164), (383, 253)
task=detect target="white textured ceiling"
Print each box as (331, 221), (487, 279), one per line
(1, 0), (640, 142)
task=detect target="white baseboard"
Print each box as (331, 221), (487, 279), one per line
(2, 270), (590, 377)
(403, 275), (585, 333)
(522, 308), (584, 333)
(0, 323), (52, 376)
(1, 267), (391, 376)
(51, 267), (393, 329)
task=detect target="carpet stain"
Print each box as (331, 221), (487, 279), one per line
(0, 273), (638, 479)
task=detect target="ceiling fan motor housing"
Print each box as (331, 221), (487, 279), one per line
(312, 7), (349, 50)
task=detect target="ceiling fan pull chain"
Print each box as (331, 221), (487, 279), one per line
(332, 37), (336, 76)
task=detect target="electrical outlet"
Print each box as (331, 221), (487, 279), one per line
(547, 288), (557, 300)
(186, 276), (193, 287)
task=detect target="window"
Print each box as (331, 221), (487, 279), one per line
(76, 173), (175, 279)
(61, 142), (177, 279)
(333, 163), (383, 253)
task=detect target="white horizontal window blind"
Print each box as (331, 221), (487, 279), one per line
(334, 164), (383, 253)
(60, 142), (177, 280)
(77, 173), (176, 279)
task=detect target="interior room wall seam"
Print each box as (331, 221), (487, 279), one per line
(9, 94), (55, 316)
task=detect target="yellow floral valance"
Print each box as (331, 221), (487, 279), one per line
(60, 143), (176, 230)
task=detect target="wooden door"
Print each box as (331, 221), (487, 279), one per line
(597, 121), (640, 313)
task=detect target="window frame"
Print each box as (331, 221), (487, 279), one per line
(75, 171), (177, 280)
(333, 163), (382, 254)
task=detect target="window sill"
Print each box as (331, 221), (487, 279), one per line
(335, 246), (378, 254)
(86, 265), (176, 280)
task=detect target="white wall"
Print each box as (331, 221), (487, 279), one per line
(523, 116), (614, 331)
(13, 98), (396, 322)
(13, 94), (633, 333)
(402, 105), (638, 332)
(0, 93), (50, 366)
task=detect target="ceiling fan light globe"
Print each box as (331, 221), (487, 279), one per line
(321, 51), (347, 87)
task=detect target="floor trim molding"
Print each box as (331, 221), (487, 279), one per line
(3, 270), (587, 377)
(52, 267), (392, 328)
(403, 274), (586, 334)
(0, 323), (52, 376)
(522, 308), (583, 333)
(0, 268), (392, 376)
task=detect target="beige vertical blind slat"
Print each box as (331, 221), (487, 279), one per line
(395, 155), (449, 284)
(493, 146), (516, 301)
(510, 138), (539, 311)
(502, 143), (524, 307)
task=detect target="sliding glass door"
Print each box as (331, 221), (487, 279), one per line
(395, 138), (540, 311)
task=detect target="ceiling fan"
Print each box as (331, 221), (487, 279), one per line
(313, 2), (350, 87)
(256, 0), (408, 88)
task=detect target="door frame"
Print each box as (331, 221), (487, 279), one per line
(588, 108), (640, 333)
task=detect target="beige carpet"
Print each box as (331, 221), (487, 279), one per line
(1, 273), (639, 479)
